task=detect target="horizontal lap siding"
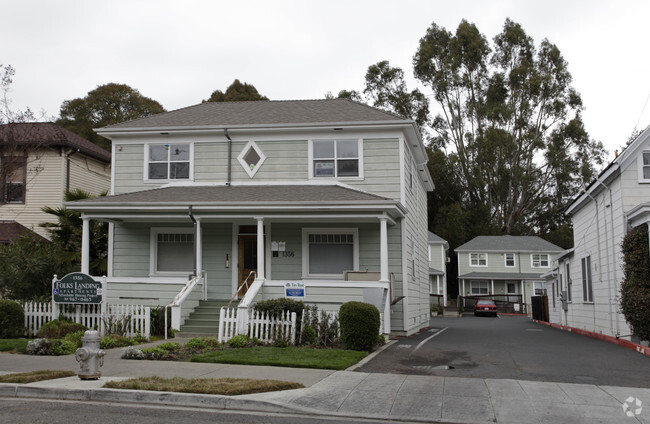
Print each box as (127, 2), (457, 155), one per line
(112, 224), (151, 277)
(68, 154), (110, 196)
(350, 139), (401, 200)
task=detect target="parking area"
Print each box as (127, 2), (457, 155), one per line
(357, 315), (650, 388)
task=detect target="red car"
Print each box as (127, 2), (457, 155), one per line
(474, 299), (498, 317)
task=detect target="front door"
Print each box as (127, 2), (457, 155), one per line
(238, 234), (257, 299)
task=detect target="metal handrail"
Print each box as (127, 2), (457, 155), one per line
(228, 271), (256, 307)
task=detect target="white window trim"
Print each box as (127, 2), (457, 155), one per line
(531, 253), (550, 268)
(581, 255), (594, 303)
(470, 281), (489, 295)
(307, 138), (364, 180)
(534, 281), (546, 295)
(301, 228), (359, 279)
(504, 253), (516, 268)
(638, 151), (650, 183)
(506, 281), (518, 294)
(469, 253), (488, 267)
(237, 140), (266, 178)
(144, 142), (194, 183)
(150, 227), (194, 276)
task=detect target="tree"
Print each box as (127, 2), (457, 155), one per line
(57, 83), (165, 150)
(205, 79), (269, 102)
(41, 189), (108, 276)
(620, 224), (650, 341)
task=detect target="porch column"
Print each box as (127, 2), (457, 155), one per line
(462, 279), (466, 296)
(379, 217), (389, 282)
(81, 216), (90, 275)
(491, 280), (494, 295)
(436, 276), (440, 294)
(256, 217), (265, 280)
(195, 218), (202, 276)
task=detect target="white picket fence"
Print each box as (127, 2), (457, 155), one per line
(22, 302), (150, 338)
(218, 308), (297, 344)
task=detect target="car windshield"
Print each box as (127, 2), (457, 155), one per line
(477, 300), (493, 305)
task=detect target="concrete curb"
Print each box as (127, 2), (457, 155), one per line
(533, 319), (650, 357)
(345, 339), (397, 371)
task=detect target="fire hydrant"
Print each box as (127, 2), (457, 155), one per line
(75, 330), (106, 380)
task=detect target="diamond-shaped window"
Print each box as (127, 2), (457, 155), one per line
(237, 141), (266, 178)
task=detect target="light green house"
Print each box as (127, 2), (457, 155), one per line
(67, 99), (433, 336)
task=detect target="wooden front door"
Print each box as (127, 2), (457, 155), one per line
(238, 235), (257, 299)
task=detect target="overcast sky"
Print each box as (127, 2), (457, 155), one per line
(2, 0), (649, 159)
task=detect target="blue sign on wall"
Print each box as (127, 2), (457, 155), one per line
(285, 282), (305, 298)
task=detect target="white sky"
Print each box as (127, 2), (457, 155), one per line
(2, 0), (649, 159)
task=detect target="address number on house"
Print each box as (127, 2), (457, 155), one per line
(53, 272), (103, 304)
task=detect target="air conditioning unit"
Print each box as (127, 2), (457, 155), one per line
(446, 257), (451, 263)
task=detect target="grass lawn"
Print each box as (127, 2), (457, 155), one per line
(0, 370), (76, 383)
(191, 347), (367, 370)
(0, 339), (29, 354)
(104, 376), (304, 396)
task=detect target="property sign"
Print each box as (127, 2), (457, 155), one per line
(53, 272), (103, 304)
(285, 282), (305, 299)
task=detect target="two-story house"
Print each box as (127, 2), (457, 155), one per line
(0, 122), (111, 240)
(428, 231), (449, 307)
(561, 124), (650, 341)
(455, 235), (564, 312)
(67, 99), (433, 336)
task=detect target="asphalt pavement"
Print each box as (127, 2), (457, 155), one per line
(1, 324), (649, 423)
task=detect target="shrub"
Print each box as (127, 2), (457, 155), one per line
(100, 334), (135, 349)
(37, 319), (87, 339)
(62, 330), (85, 350)
(301, 305), (339, 347)
(184, 337), (207, 351)
(228, 334), (251, 348)
(0, 299), (25, 338)
(150, 306), (172, 337)
(339, 301), (380, 351)
(621, 224), (650, 341)
(121, 346), (144, 359)
(301, 324), (317, 345)
(26, 338), (52, 355)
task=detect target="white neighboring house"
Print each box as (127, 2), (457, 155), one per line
(561, 125), (650, 341)
(428, 231), (448, 306)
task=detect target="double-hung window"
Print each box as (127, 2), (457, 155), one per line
(470, 281), (488, 295)
(581, 256), (593, 302)
(310, 139), (361, 178)
(151, 228), (194, 274)
(0, 156), (26, 204)
(302, 228), (358, 278)
(504, 253), (516, 267)
(639, 152), (650, 182)
(470, 253), (487, 267)
(146, 143), (192, 181)
(531, 254), (549, 268)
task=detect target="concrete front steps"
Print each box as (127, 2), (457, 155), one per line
(177, 300), (236, 337)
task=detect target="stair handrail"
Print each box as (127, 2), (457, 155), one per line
(228, 271), (256, 307)
(164, 273), (203, 339)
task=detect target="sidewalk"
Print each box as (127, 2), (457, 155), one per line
(1, 341), (649, 423)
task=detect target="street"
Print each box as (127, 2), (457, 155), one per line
(0, 398), (430, 424)
(358, 315), (650, 388)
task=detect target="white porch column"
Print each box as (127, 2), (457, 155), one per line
(436, 276), (440, 294)
(491, 280), (494, 295)
(256, 217), (265, 280)
(462, 279), (466, 296)
(379, 217), (389, 282)
(195, 218), (202, 276)
(81, 216), (90, 274)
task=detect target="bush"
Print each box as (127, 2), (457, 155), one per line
(150, 306), (172, 337)
(301, 324), (317, 345)
(121, 346), (145, 359)
(184, 337), (207, 351)
(100, 334), (135, 349)
(62, 330), (85, 350)
(37, 319), (87, 339)
(301, 305), (339, 347)
(228, 334), (251, 348)
(0, 299), (25, 338)
(26, 338), (52, 355)
(339, 301), (380, 351)
(621, 224), (650, 341)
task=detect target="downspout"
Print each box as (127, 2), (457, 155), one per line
(65, 149), (80, 192)
(189, 206), (197, 277)
(224, 129), (232, 186)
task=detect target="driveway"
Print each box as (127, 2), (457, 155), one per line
(357, 315), (650, 388)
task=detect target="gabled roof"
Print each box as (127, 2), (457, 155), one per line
(98, 99), (408, 131)
(0, 122), (111, 163)
(455, 235), (563, 253)
(0, 220), (48, 243)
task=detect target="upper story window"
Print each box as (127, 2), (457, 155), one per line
(146, 143), (192, 181)
(470, 253), (487, 267)
(504, 253), (516, 268)
(310, 139), (362, 179)
(639, 152), (650, 182)
(0, 156), (26, 204)
(531, 254), (550, 268)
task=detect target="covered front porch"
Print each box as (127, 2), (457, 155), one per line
(70, 184), (406, 334)
(458, 271), (547, 313)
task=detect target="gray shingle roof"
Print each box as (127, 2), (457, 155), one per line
(457, 271), (546, 280)
(98, 99), (409, 131)
(429, 267), (444, 276)
(428, 231), (447, 243)
(67, 184), (394, 206)
(455, 235), (563, 252)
